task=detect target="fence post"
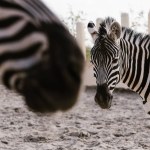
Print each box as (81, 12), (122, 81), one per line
(76, 22), (86, 59)
(121, 13), (129, 28)
(96, 18), (103, 29)
(148, 11), (150, 34)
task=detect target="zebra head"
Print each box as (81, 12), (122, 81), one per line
(88, 18), (121, 109)
(1, 23), (84, 113)
(0, 0), (84, 113)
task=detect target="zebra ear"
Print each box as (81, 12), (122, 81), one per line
(87, 21), (98, 42)
(108, 21), (121, 42)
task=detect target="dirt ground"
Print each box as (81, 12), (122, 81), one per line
(0, 85), (150, 150)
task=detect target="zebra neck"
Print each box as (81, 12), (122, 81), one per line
(119, 30), (150, 98)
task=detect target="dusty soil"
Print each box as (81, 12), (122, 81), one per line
(0, 85), (150, 150)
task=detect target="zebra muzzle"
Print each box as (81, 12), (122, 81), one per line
(95, 84), (113, 109)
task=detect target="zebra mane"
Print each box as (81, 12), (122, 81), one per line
(121, 27), (150, 42)
(98, 17), (115, 38)
(98, 17), (150, 42)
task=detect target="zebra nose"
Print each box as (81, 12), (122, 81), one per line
(94, 84), (113, 109)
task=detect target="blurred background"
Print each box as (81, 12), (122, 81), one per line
(42, 0), (150, 57)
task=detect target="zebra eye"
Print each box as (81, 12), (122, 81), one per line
(112, 58), (118, 64)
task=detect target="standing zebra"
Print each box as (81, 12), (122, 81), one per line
(0, 0), (84, 112)
(88, 17), (150, 114)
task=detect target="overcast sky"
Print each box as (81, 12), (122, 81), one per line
(42, 0), (150, 24)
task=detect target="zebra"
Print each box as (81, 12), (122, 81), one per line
(87, 17), (150, 114)
(0, 0), (84, 113)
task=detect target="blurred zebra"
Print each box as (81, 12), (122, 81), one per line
(88, 17), (150, 114)
(0, 0), (84, 112)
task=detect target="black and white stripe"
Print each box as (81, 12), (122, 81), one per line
(0, 0), (84, 112)
(88, 17), (150, 113)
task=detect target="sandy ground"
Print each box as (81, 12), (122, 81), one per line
(0, 85), (150, 150)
